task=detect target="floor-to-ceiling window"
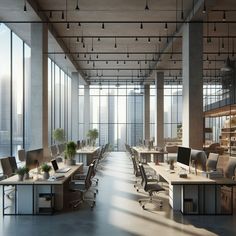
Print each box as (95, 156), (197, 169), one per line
(0, 24), (11, 156)
(0, 23), (72, 158)
(78, 83), (144, 151)
(150, 84), (183, 142)
(48, 58), (72, 144)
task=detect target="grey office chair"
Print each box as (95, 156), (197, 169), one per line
(0, 157), (17, 199)
(138, 163), (165, 210)
(224, 158), (236, 179)
(18, 149), (26, 162)
(69, 164), (96, 209)
(206, 153), (219, 171)
(131, 156), (141, 191)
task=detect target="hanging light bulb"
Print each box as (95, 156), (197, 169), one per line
(77, 53), (79, 58)
(97, 37), (101, 42)
(222, 38), (224, 49)
(49, 11), (52, 18)
(223, 11), (226, 21)
(148, 37), (151, 43)
(64, 54), (67, 59)
(140, 22), (143, 29)
(114, 37), (117, 48)
(202, 0), (206, 14)
(135, 37), (138, 41)
(61, 11), (65, 19)
(96, 54), (99, 59)
(75, 0), (80, 10)
(164, 22), (168, 31)
(213, 23), (216, 32)
(102, 22), (105, 29)
(145, 0), (149, 10)
(76, 37), (79, 43)
(24, 1), (27, 11)
(78, 22), (81, 27)
(66, 22), (70, 30)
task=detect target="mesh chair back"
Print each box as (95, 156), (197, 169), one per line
(1, 157), (13, 178)
(85, 164), (94, 189)
(139, 164), (148, 190)
(224, 158), (236, 179)
(18, 149), (26, 162)
(131, 156), (140, 177)
(8, 156), (17, 173)
(206, 153), (219, 171)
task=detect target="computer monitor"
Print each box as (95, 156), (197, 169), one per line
(26, 148), (44, 170)
(177, 147), (191, 170)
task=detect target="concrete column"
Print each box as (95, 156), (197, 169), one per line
(84, 85), (90, 138)
(144, 85), (150, 140)
(155, 72), (164, 147)
(71, 72), (79, 141)
(30, 23), (48, 155)
(182, 23), (203, 149)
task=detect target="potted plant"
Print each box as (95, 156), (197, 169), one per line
(65, 141), (77, 165)
(41, 163), (52, 180)
(52, 128), (65, 144)
(87, 129), (99, 146)
(22, 166), (30, 180)
(16, 167), (25, 181)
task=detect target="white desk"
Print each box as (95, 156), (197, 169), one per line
(0, 163), (83, 215)
(76, 147), (100, 165)
(148, 162), (236, 215)
(132, 146), (168, 163)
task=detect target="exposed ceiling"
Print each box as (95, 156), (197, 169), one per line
(0, 0), (236, 85)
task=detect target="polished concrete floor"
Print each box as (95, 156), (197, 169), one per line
(0, 152), (236, 236)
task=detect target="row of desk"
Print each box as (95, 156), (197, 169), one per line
(0, 147), (100, 215)
(133, 146), (236, 215)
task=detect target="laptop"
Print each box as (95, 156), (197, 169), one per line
(51, 159), (71, 173)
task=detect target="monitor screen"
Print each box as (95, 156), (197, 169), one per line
(177, 147), (191, 168)
(26, 148), (44, 170)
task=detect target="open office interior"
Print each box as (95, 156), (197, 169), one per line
(0, 0), (236, 235)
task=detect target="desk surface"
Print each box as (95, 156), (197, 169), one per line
(148, 162), (235, 185)
(132, 146), (168, 154)
(0, 163), (83, 185)
(76, 147), (100, 154)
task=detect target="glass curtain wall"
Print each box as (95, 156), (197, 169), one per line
(150, 84), (183, 142)
(0, 23), (72, 159)
(78, 84), (144, 151)
(0, 24), (31, 159)
(48, 58), (72, 144)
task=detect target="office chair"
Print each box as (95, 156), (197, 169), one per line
(206, 153), (219, 171)
(0, 156), (17, 199)
(18, 149), (26, 162)
(74, 159), (99, 194)
(138, 163), (165, 210)
(131, 156), (141, 191)
(69, 164), (96, 209)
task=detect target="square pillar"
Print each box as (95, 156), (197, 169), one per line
(144, 85), (150, 140)
(30, 23), (48, 155)
(155, 72), (164, 147)
(182, 23), (203, 149)
(84, 85), (90, 138)
(71, 72), (79, 141)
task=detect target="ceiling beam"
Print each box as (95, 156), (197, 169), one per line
(26, 0), (88, 85)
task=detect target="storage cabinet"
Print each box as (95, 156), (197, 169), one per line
(220, 127), (236, 156)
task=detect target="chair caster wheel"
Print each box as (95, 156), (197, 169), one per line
(96, 189), (98, 193)
(137, 189), (139, 192)
(138, 200), (142, 204)
(134, 185), (136, 188)
(142, 205), (145, 210)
